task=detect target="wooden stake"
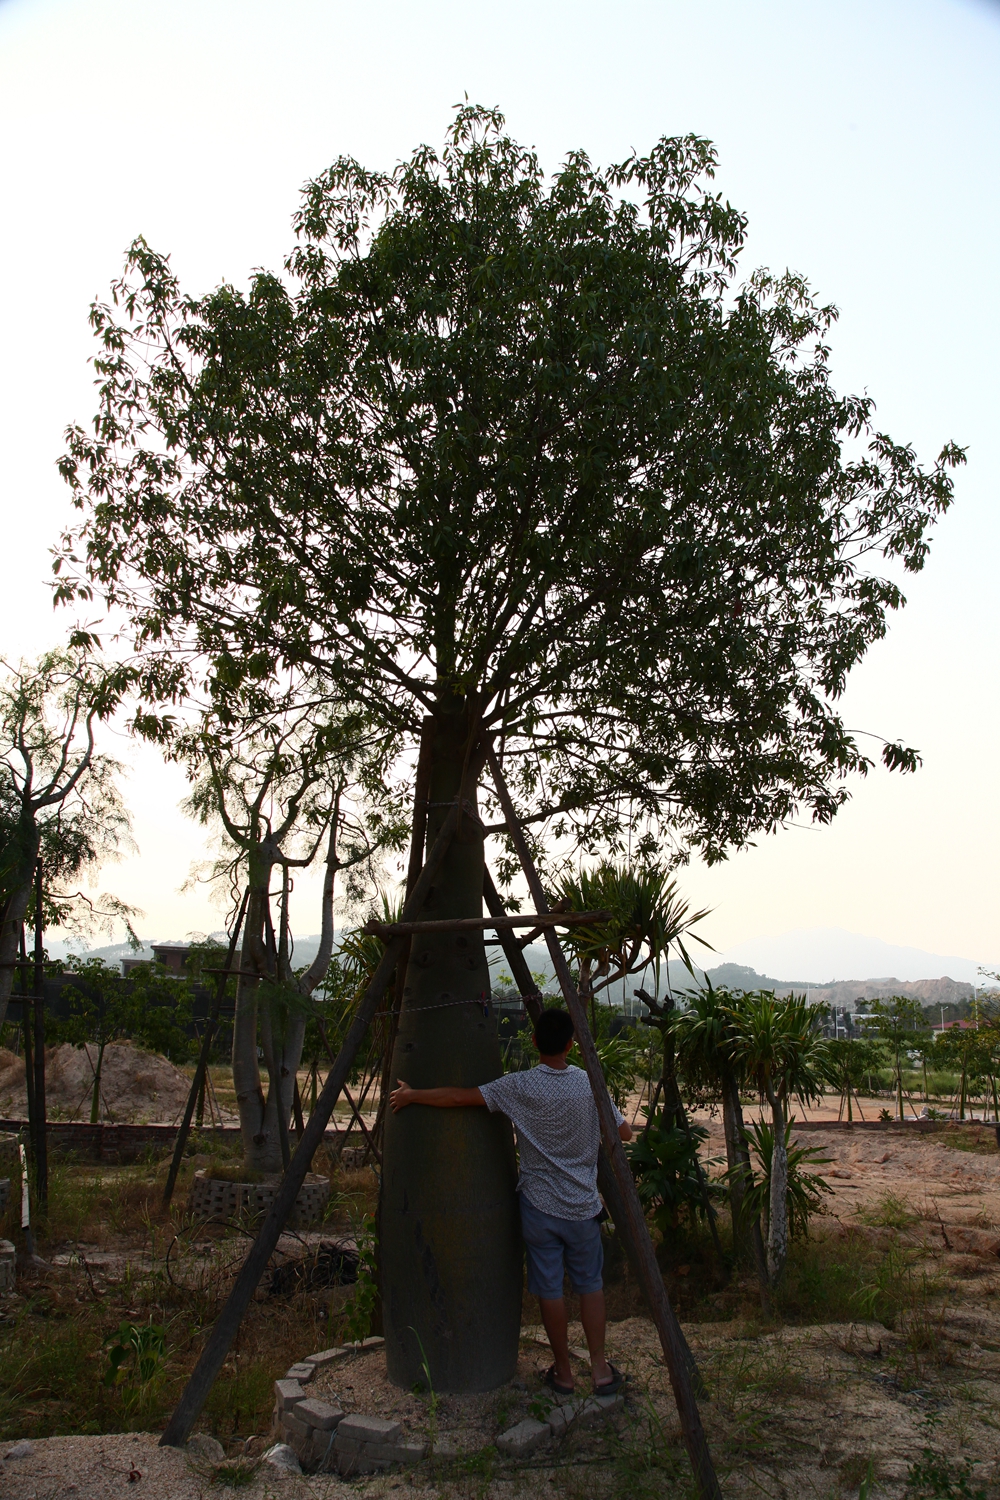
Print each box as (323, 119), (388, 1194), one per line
(484, 745), (722, 1500)
(159, 794), (465, 1449)
(32, 861), (47, 1209)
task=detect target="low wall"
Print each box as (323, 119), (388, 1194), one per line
(0, 1119), (367, 1164)
(792, 1117), (996, 1134)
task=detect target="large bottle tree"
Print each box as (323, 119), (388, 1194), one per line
(57, 107), (961, 1391)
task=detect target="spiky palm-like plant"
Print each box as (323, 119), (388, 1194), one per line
(671, 984), (757, 1260)
(727, 992), (828, 1286)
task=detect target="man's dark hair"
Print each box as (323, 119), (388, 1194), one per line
(534, 1008), (575, 1055)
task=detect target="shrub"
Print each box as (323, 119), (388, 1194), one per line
(741, 1118), (832, 1240)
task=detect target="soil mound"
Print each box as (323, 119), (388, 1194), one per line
(0, 1042), (193, 1123)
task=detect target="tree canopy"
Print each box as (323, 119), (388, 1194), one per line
(56, 105), (963, 869)
(0, 650), (136, 1026)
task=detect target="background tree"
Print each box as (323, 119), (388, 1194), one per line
(178, 693), (401, 1173)
(862, 996), (929, 1121)
(0, 650), (135, 1030)
(56, 107), (961, 1390)
(825, 1034), (887, 1120)
(672, 985), (759, 1264)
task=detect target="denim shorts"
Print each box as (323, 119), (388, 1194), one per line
(520, 1195), (604, 1299)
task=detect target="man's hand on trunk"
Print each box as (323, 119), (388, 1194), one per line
(389, 1080), (486, 1113)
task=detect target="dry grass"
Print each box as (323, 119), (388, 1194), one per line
(0, 1144), (378, 1446)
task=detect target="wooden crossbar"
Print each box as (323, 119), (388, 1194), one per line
(363, 910), (610, 937)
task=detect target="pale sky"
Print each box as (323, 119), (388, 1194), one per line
(0, 0), (997, 971)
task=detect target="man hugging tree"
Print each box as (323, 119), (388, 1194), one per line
(390, 1008), (632, 1396)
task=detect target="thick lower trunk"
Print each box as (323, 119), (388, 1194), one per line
(254, 1010), (308, 1169)
(381, 712), (520, 1393)
(233, 874), (270, 1172)
(766, 1100), (788, 1288)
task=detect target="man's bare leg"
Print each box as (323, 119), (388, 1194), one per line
(538, 1297), (574, 1390)
(579, 1289), (614, 1387)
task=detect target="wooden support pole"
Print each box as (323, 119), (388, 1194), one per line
(32, 860), (47, 1210)
(482, 870), (544, 1024)
(19, 926), (35, 1157)
(162, 890), (249, 1209)
(159, 795), (464, 1450)
(484, 745), (722, 1500)
(364, 910), (610, 937)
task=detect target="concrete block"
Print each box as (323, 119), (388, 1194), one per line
(577, 1393), (625, 1426)
(273, 1378), (304, 1412)
(281, 1414), (310, 1443)
(305, 1346), (350, 1368)
(294, 1398), (344, 1432)
(364, 1440), (429, 1463)
(336, 1413), (402, 1444)
(304, 1430), (338, 1471)
(285, 1362), (315, 1384)
(333, 1435), (360, 1456)
(361, 1335), (385, 1348)
(496, 1418), (550, 1457)
(547, 1402), (576, 1437)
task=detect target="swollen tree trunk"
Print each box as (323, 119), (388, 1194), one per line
(232, 855), (272, 1172)
(381, 711), (520, 1393)
(766, 1092), (788, 1288)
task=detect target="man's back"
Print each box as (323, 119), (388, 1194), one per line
(479, 1063), (623, 1219)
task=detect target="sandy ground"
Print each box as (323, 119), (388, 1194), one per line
(6, 1122), (1000, 1498)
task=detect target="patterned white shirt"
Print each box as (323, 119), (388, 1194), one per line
(478, 1063), (624, 1221)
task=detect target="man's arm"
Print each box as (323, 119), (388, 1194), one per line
(389, 1079), (486, 1113)
(618, 1119), (633, 1143)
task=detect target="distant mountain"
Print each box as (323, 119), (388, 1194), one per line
(702, 963), (974, 1009)
(55, 932), (976, 1017)
(719, 927), (985, 986)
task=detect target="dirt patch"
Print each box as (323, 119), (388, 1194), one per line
(0, 1431), (325, 1500)
(305, 1332), (618, 1455)
(0, 1044), (197, 1123)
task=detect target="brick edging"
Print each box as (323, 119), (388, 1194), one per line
(270, 1336), (624, 1474)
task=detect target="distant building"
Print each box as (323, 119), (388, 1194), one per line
(931, 1018), (977, 1039)
(121, 942), (241, 977)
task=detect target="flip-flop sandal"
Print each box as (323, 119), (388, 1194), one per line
(594, 1362), (626, 1396)
(543, 1364), (575, 1397)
